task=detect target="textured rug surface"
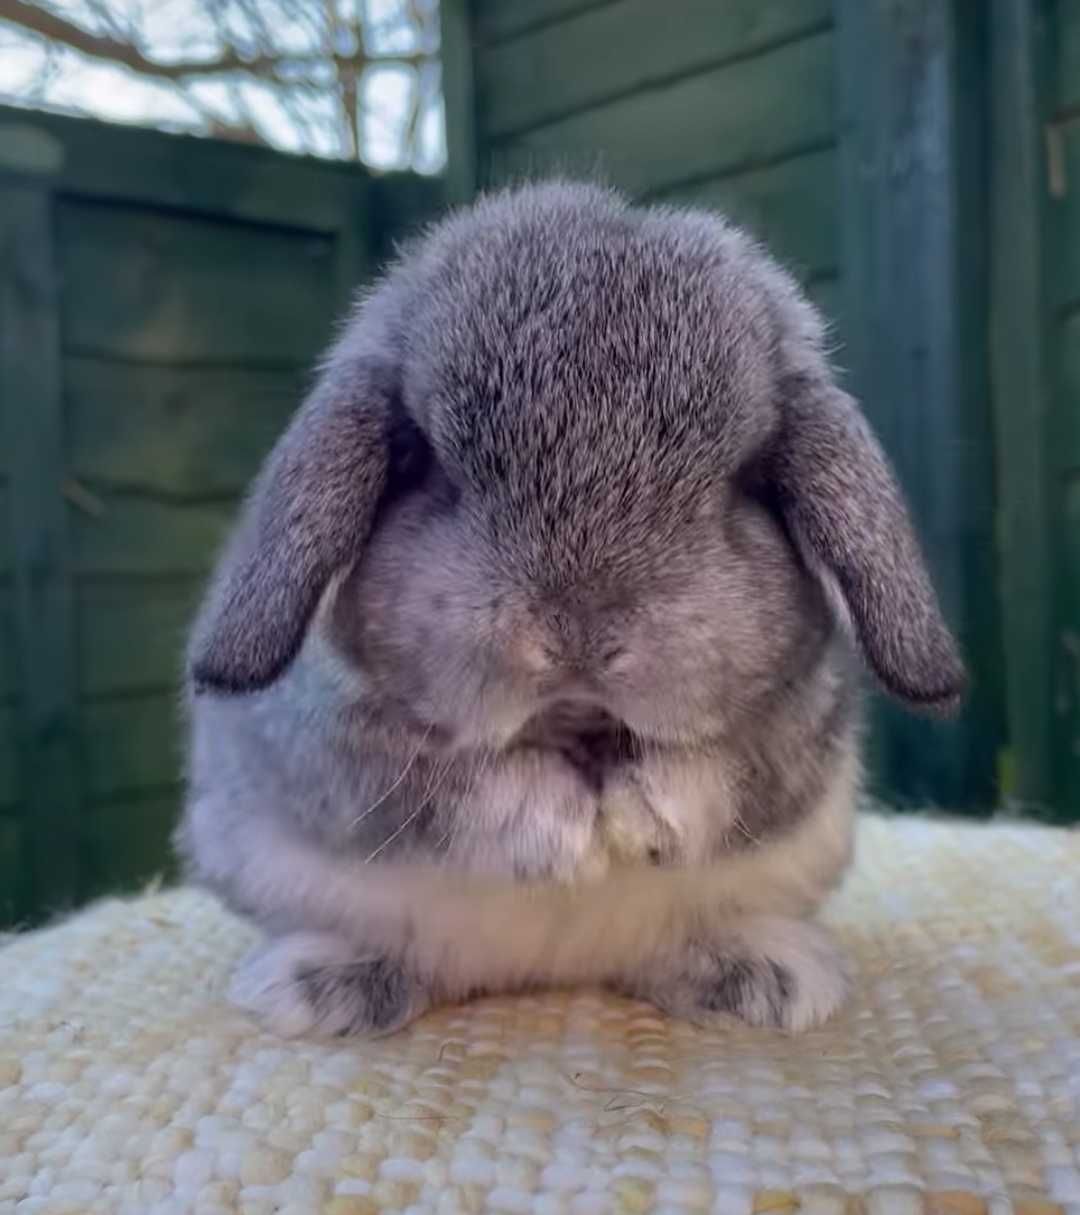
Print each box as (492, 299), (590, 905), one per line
(1, 815), (1079, 1215)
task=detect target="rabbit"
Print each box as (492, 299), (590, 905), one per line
(177, 180), (965, 1039)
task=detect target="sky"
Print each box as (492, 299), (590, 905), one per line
(0, 0), (446, 171)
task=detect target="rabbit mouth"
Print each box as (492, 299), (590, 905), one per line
(512, 701), (638, 791)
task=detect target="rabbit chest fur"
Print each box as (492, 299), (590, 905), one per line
(178, 182), (964, 1038)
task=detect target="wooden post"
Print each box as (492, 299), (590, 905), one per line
(987, 0), (1057, 813)
(836, 0), (1005, 809)
(0, 128), (83, 913)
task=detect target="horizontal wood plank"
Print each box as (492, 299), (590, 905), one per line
(478, 0), (830, 137)
(66, 359), (303, 496)
(473, 0), (606, 44)
(654, 147), (838, 279)
(58, 200), (338, 363)
(0, 105), (370, 234)
(82, 791), (181, 902)
(71, 494), (236, 577)
(78, 580), (201, 697)
(82, 694), (180, 800)
(486, 31), (834, 197)
(0, 705), (18, 809)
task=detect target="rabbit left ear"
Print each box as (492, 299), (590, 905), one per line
(768, 375), (967, 713)
(189, 361), (392, 694)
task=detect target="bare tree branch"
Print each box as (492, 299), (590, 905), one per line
(0, 0), (444, 168)
(1, 0), (277, 76)
(0, 0), (433, 80)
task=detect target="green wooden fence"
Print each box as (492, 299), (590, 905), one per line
(0, 108), (441, 925)
(3, 0), (1079, 925)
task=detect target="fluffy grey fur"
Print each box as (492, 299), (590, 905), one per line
(178, 181), (964, 1038)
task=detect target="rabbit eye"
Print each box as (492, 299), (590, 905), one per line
(383, 405), (462, 518)
(734, 457), (772, 506)
(385, 406), (433, 497)
(600, 643), (636, 676)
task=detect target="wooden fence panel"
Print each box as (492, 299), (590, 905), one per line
(0, 106), (444, 922)
(0, 162), (82, 917)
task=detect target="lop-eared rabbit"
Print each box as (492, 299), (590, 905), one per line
(179, 182), (964, 1037)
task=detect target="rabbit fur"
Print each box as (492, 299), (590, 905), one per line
(178, 181), (965, 1038)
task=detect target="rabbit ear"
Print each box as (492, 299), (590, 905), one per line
(769, 375), (967, 712)
(189, 360), (392, 694)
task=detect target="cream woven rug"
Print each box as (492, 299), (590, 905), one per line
(1, 815), (1079, 1215)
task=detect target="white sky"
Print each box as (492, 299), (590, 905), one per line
(0, 0), (446, 171)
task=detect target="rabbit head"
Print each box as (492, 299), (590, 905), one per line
(189, 181), (965, 752)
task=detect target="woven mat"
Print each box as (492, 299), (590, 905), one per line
(1, 816), (1079, 1215)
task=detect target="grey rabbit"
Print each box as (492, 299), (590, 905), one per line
(178, 181), (965, 1038)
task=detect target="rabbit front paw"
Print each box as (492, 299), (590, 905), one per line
(597, 773), (681, 867)
(628, 916), (850, 1033)
(230, 932), (427, 1037)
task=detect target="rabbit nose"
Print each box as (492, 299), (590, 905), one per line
(516, 633), (559, 676)
(516, 615), (621, 681)
(515, 634), (587, 678)
(517, 607), (585, 675)
(514, 586), (631, 676)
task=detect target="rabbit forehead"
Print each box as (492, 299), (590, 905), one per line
(400, 186), (780, 489)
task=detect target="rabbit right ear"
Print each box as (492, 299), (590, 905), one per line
(768, 374), (966, 713)
(189, 360), (392, 694)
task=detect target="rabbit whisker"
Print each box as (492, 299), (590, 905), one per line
(732, 813), (761, 846)
(435, 744), (495, 860)
(365, 748), (458, 863)
(350, 721), (434, 830)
